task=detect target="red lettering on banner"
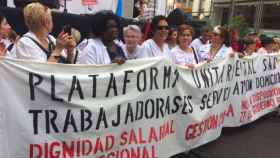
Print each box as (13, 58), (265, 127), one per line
(224, 104), (234, 117)
(120, 120), (175, 146)
(129, 128), (139, 144)
(120, 131), (128, 146)
(30, 144), (42, 158)
(240, 111), (252, 123)
(252, 99), (276, 114)
(185, 106), (234, 141)
(94, 138), (104, 154)
(148, 127), (158, 142)
(82, 139), (92, 155)
(30, 140), (157, 158)
(240, 87), (280, 123)
(139, 128), (147, 144)
(62, 141), (75, 158)
(241, 100), (249, 110)
(50, 141), (60, 158)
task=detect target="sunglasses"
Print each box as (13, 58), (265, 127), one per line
(157, 26), (169, 30)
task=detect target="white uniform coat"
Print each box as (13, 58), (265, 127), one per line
(171, 46), (196, 65)
(138, 39), (172, 59)
(76, 38), (111, 65)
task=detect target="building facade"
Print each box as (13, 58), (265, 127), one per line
(166, 0), (212, 19)
(212, 0), (280, 35)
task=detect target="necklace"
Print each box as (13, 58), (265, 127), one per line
(209, 44), (222, 59)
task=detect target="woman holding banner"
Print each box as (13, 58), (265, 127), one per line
(171, 24), (198, 68)
(199, 26), (233, 61)
(122, 25), (142, 60)
(138, 15), (172, 60)
(15, 2), (76, 63)
(77, 10), (126, 65)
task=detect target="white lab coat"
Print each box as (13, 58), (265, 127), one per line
(190, 37), (209, 62)
(138, 39), (172, 59)
(171, 46), (197, 65)
(200, 44), (233, 60)
(14, 32), (57, 61)
(76, 38), (111, 65)
(121, 45), (142, 60)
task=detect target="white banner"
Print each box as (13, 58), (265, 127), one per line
(0, 54), (280, 158)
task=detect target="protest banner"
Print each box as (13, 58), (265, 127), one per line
(0, 54), (279, 158)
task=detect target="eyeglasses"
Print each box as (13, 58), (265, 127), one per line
(157, 26), (169, 30)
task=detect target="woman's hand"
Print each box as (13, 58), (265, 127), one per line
(112, 57), (126, 65)
(229, 53), (235, 58)
(185, 63), (194, 69)
(56, 32), (71, 50)
(0, 42), (6, 56)
(206, 58), (212, 63)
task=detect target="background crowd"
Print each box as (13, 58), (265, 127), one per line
(0, 2), (280, 67)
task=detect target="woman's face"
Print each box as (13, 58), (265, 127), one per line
(178, 29), (192, 47)
(0, 18), (11, 38)
(245, 43), (256, 54)
(124, 29), (140, 48)
(44, 10), (53, 33)
(103, 19), (118, 41)
(170, 31), (177, 43)
(154, 20), (169, 41)
(211, 31), (223, 45)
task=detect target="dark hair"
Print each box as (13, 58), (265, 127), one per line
(215, 26), (231, 47)
(261, 36), (275, 46)
(201, 26), (212, 34)
(243, 38), (256, 45)
(240, 37), (256, 52)
(177, 24), (195, 37)
(151, 15), (168, 33)
(167, 27), (177, 41)
(167, 8), (186, 28)
(91, 10), (121, 38)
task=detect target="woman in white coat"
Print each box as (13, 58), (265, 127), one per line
(15, 2), (76, 63)
(199, 26), (233, 61)
(77, 11), (126, 65)
(171, 24), (198, 68)
(138, 15), (172, 60)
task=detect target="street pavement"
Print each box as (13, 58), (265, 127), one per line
(172, 112), (280, 158)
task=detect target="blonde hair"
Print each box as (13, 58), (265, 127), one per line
(23, 2), (51, 31)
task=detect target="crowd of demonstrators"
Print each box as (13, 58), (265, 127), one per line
(0, 2), (280, 67)
(14, 2), (76, 63)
